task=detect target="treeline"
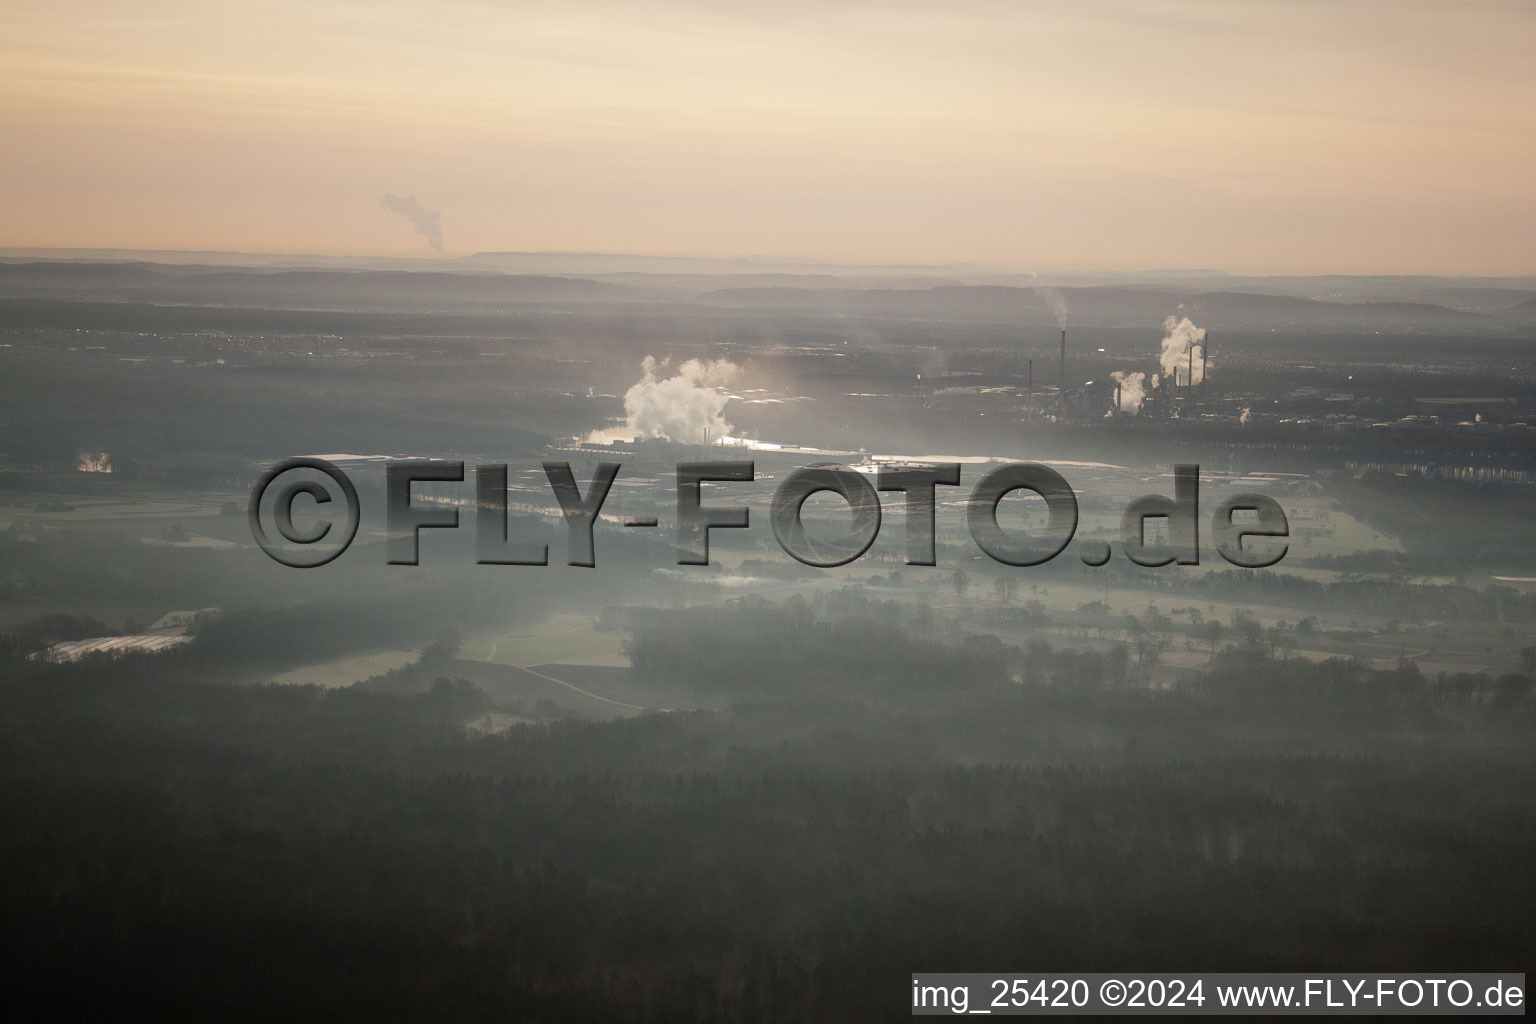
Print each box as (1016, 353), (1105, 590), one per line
(883, 535), (1536, 625)
(0, 612), (114, 658)
(1324, 471), (1536, 566)
(625, 590), (1011, 697)
(0, 591), (521, 681)
(1157, 569), (1536, 624)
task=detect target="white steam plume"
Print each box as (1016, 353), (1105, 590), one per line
(624, 357), (740, 443)
(1110, 370), (1146, 413)
(380, 193), (443, 250)
(1030, 274), (1069, 330)
(1159, 315), (1208, 384)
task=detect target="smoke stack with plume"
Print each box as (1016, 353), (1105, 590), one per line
(1159, 315), (1208, 385)
(1110, 370), (1146, 413)
(1028, 276), (1069, 394)
(380, 193), (444, 251)
(1030, 274), (1070, 331)
(1040, 288), (1069, 331)
(623, 357), (740, 443)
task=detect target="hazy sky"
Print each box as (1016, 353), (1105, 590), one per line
(3, 0), (1533, 274)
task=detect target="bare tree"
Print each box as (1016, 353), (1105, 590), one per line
(1203, 619), (1224, 658)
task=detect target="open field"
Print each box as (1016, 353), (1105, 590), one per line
(465, 612), (628, 668)
(265, 648), (421, 688)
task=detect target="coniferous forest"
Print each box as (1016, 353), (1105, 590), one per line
(3, 592), (1531, 1022)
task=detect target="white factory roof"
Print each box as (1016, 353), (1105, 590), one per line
(38, 635), (193, 663)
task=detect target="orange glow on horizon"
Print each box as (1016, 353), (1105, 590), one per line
(2, 0), (1533, 275)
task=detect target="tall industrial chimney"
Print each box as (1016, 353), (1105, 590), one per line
(1059, 329), (1067, 388)
(1187, 348), (1194, 389)
(1201, 335), (1209, 390)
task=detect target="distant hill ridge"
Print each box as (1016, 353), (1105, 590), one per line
(0, 259), (1529, 330)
